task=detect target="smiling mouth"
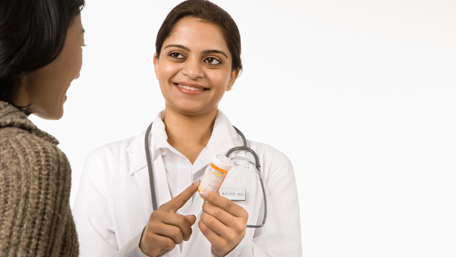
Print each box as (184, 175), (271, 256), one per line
(173, 83), (208, 91)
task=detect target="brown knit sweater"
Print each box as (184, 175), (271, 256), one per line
(0, 101), (79, 256)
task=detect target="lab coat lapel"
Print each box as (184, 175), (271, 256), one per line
(127, 130), (173, 213)
(151, 155), (182, 257)
(126, 132), (154, 213)
(152, 152), (173, 208)
(132, 167), (153, 213)
(127, 131), (182, 257)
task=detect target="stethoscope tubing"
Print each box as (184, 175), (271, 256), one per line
(145, 122), (159, 212)
(144, 122), (267, 228)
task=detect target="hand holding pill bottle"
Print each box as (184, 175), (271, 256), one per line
(198, 154), (233, 194)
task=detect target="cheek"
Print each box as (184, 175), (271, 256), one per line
(158, 63), (179, 82)
(163, 64), (177, 76)
(55, 48), (82, 81)
(64, 46), (83, 74)
(73, 50), (83, 75)
(212, 71), (231, 90)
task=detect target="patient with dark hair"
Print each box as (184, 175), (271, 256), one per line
(0, 0), (85, 255)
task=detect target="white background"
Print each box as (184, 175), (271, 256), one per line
(30, 0), (456, 256)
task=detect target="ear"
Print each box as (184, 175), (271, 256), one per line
(226, 68), (240, 92)
(153, 53), (159, 79)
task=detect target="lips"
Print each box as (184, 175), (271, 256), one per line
(173, 82), (208, 91)
(173, 82), (208, 95)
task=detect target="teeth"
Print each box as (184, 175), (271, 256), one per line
(176, 84), (205, 91)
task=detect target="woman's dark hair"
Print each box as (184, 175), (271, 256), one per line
(156, 0), (242, 72)
(0, 0), (85, 108)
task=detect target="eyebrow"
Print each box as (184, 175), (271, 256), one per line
(164, 44), (229, 59)
(202, 49), (228, 59)
(164, 44), (189, 52)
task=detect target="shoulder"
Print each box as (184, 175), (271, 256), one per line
(0, 105), (70, 184)
(248, 140), (291, 165)
(86, 132), (143, 160)
(0, 126), (66, 166)
(83, 131), (146, 176)
(0, 127), (71, 195)
(245, 140), (295, 182)
(0, 126), (75, 256)
(0, 122), (71, 207)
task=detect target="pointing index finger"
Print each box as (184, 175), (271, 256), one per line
(160, 180), (200, 213)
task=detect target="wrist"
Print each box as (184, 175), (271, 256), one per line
(138, 226), (148, 255)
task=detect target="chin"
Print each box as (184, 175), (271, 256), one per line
(34, 109), (64, 120)
(178, 107), (216, 118)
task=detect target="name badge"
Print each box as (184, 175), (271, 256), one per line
(219, 188), (246, 201)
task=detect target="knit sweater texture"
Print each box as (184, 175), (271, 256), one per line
(0, 101), (79, 256)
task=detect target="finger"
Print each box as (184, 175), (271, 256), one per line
(160, 180), (200, 212)
(202, 201), (239, 228)
(140, 232), (176, 256)
(152, 223), (184, 244)
(200, 211), (235, 240)
(198, 219), (226, 248)
(185, 215), (196, 226)
(200, 191), (247, 217)
(158, 212), (194, 241)
(151, 234), (176, 251)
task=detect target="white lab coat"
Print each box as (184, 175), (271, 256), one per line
(73, 111), (302, 257)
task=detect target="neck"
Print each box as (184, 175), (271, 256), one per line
(11, 79), (29, 108)
(163, 108), (217, 163)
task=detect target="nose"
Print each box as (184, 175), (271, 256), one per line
(182, 57), (203, 80)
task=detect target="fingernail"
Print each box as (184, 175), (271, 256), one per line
(199, 191), (208, 199)
(193, 179), (200, 185)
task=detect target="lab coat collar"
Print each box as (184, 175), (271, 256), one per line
(126, 111), (167, 176)
(126, 128), (148, 176)
(151, 111), (171, 151)
(192, 110), (249, 170)
(126, 109), (249, 176)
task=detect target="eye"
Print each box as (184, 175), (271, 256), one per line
(169, 52), (185, 59)
(204, 57), (221, 65)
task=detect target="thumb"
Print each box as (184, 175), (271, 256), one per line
(185, 215), (196, 226)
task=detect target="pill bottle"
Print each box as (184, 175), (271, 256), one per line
(198, 154), (233, 194)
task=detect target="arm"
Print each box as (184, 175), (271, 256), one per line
(0, 137), (78, 257)
(73, 153), (147, 257)
(250, 157), (302, 256)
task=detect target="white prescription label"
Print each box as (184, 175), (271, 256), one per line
(219, 188), (246, 201)
(199, 164), (227, 193)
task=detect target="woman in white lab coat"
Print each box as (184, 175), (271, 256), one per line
(73, 0), (301, 256)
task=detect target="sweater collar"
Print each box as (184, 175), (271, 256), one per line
(0, 101), (59, 145)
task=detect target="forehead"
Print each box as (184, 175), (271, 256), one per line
(164, 17), (230, 53)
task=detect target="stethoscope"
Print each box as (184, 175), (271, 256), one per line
(144, 122), (268, 228)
